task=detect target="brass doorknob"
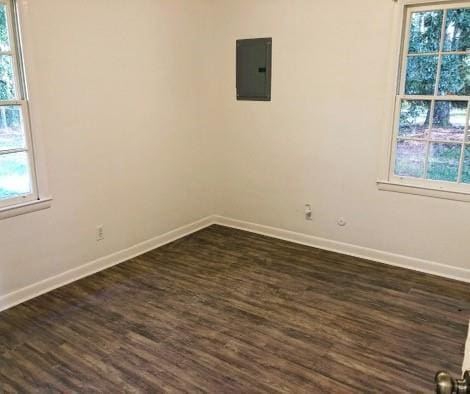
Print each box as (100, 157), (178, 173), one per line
(435, 371), (470, 394)
(435, 371), (454, 394)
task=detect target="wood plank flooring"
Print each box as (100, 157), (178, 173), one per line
(1, 225), (469, 393)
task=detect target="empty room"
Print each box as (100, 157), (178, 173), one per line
(1, 0), (470, 392)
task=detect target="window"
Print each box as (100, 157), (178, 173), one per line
(0, 0), (37, 210)
(386, 1), (470, 197)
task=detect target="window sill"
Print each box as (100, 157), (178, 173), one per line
(0, 197), (53, 220)
(377, 181), (470, 202)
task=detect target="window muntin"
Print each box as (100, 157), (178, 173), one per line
(0, 0), (36, 208)
(391, 2), (470, 190)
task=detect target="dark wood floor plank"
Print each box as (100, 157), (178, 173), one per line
(0, 225), (469, 393)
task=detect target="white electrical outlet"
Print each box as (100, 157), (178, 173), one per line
(96, 225), (104, 241)
(305, 204), (313, 221)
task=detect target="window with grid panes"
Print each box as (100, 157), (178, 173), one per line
(390, 2), (470, 190)
(0, 0), (37, 209)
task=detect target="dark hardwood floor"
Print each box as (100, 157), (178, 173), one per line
(1, 225), (469, 393)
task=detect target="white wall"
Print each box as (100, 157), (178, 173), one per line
(212, 0), (470, 272)
(0, 0), (217, 299)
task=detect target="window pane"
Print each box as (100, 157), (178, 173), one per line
(427, 143), (461, 181)
(439, 54), (470, 96)
(0, 152), (32, 200)
(444, 8), (470, 52)
(408, 11), (443, 54)
(462, 146), (470, 183)
(0, 106), (25, 150)
(405, 56), (438, 95)
(430, 101), (467, 142)
(399, 100), (431, 138)
(395, 140), (426, 178)
(0, 4), (10, 51)
(0, 55), (16, 100)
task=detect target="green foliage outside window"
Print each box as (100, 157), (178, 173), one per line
(0, 5), (9, 51)
(396, 8), (470, 183)
(408, 11), (443, 53)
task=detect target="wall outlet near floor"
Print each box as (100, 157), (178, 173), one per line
(337, 217), (347, 227)
(305, 204), (313, 221)
(96, 225), (104, 241)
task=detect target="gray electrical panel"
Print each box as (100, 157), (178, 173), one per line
(236, 38), (272, 101)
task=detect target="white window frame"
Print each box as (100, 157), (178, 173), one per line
(0, 0), (51, 219)
(378, 0), (470, 202)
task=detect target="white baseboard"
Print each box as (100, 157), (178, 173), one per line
(0, 216), (216, 312)
(213, 215), (470, 284)
(2, 214), (469, 313)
